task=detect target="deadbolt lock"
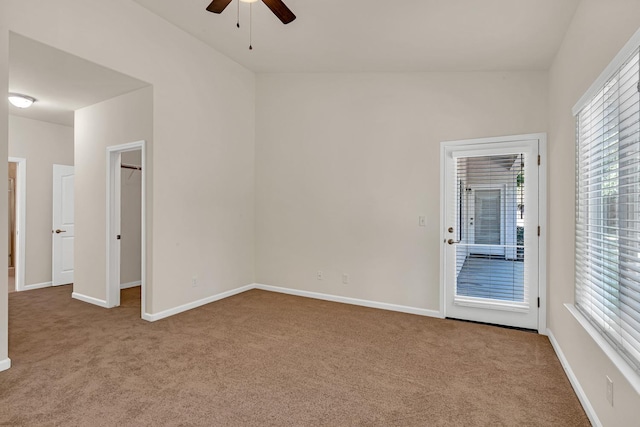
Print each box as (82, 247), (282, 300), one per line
(448, 227), (454, 233)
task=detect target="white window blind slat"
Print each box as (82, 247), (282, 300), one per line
(452, 153), (531, 305)
(575, 46), (640, 373)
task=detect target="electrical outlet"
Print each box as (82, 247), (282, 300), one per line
(192, 276), (198, 287)
(606, 376), (613, 406)
(317, 271), (323, 281)
(342, 273), (349, 284)
(419, 216), (426, 227)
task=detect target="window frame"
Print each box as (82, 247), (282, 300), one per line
(572, 27), (640, 394)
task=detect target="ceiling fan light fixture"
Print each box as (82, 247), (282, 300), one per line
(8, 93), (36, 109)
(206, 0), (295, 24)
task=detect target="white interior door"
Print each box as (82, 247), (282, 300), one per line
(107, 151), (122, 307)
(52, 165), (74, 286)
(443, 139), (539, 330)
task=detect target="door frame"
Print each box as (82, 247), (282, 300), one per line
(8, 157), (26, 292)
(106, 140), (147, 319)
(439, 133), (547, 333)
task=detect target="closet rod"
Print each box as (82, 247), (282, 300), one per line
(121, 163), (142, 171)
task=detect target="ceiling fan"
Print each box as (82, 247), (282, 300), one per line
(206, 0), (296, 25)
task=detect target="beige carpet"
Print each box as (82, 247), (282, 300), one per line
(0, 286), (588, 426)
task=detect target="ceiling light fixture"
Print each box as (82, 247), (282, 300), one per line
(8, 93), (36, 109)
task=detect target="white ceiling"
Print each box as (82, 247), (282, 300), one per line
(9, 33), (149, 127)
(132, 0), (581, 73)
(6, 1), (581, 126)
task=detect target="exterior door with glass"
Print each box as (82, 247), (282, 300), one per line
(443, 138), (539, 330)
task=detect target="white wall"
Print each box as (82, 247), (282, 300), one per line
(8, 115), (74, 287)
(0, 0), (256, 320)
(547, 0), (640, 424)
(120, 150), (141, 287)
(0, 6), (9, 369)
(255, 72), (547, 310)
(75, 87), (151, 303)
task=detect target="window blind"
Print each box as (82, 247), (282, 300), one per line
(453, 153), (531, 306)
(575, 46), (640, 372)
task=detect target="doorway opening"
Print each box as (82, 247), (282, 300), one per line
(106, 141), (146, 318)
(8, 158), (25, 293)
(440, 134), (547, 332)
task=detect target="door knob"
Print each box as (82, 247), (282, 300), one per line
(54, 229), (66, 234)
(447, 239), (460, 245)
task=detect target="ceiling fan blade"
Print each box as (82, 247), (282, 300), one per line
(262, 0), (296, 24)
(206, 0), (233, 14)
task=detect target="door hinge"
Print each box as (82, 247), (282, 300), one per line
(538, 155), (541, 166)
(537, 297), (540, 308)
(538, 226), (541, 236)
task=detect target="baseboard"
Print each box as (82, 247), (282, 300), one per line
(0, 358), (11, 372)
(22, 281), (52, 291)
(72, 292), (109, 309)
(254, 284), (444, 319)
(74, 282), (443, 323)
(120, 281), (141, 290)
(547, 328), (601, 427)
(143, 284), (255, 322)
